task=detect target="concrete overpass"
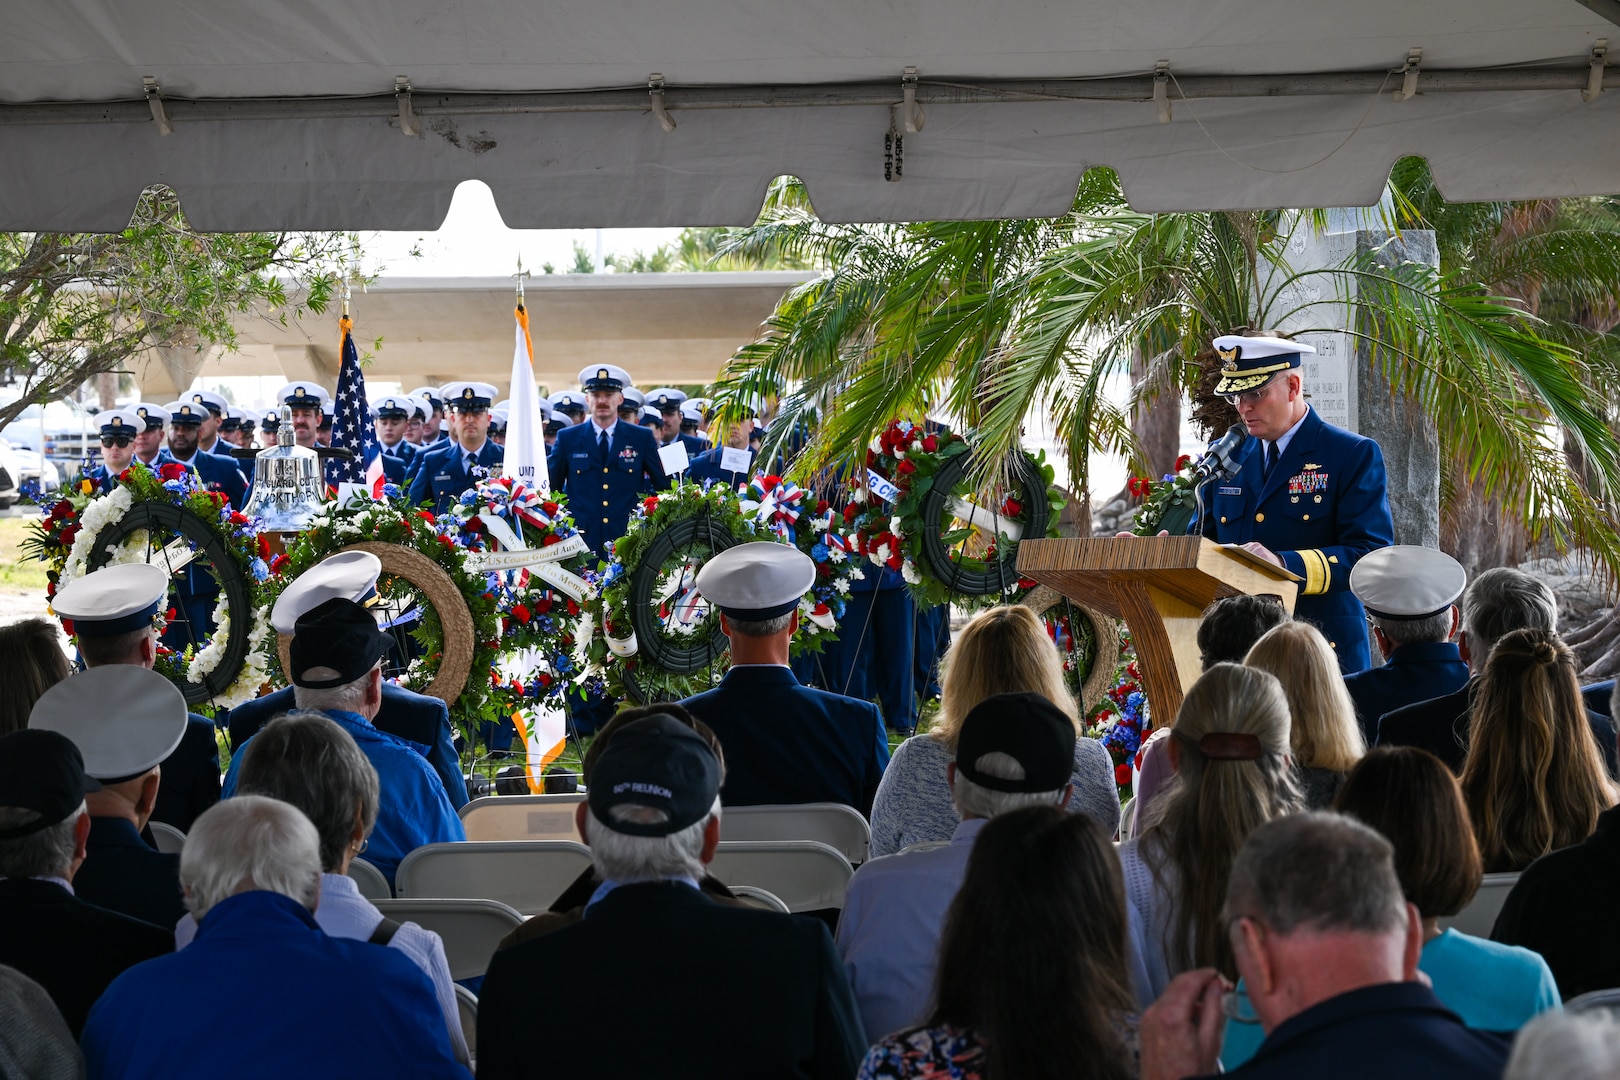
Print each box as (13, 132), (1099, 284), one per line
(137, 271), (815, 400)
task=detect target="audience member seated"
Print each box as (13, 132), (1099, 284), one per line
(1221, 746), (1557, 1067)
(1379, 567), (1618, 775)
(1460, 629), (1614, 872)
(1134, 596), (1289, 818)
(224, 598), (464, 887)
(1244, 621), (1366, 808)
(1503, 1009), (1620, 1080)
(681, 542), (889, 815)
(28, 665), (189, 930)
(497, 703), (780, 951)
(178, 712), (468, 1066)
(1140, 813), (1511, 1080)
(53, 562), (220, 832)
(1120, 664), (1302, 1006)
(1492, 676), (1620, 997)
(1342, 546), (1470, 745)
(477, 714), (867, 1079)
(840, 692), (1077, 1041)
(0, 963), (85, 1080)
(0, 617), (69, 737)
(858, 805), (1138, 1080)
(80, 796), (467, 1079)
(0, 730), (172, 1037)
(225, 551), (468, 810)
(868, 606), (1120, 858)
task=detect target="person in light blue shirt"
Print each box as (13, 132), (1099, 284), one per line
(223, 597), (464, 887)
(1220, 746), (1558, 1068)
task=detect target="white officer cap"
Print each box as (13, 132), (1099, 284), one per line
(162, 400), (207, 425)
(491, 400), (511, 418)
(271, 550), (383, 635)
(1350, 546), (1467, 622)
(97, 409), (143, 439)
(50, 563), (169, 637)
(320, 400), (335, 421)
(686, 397), (711, 413)
(639, 406), (664, 424)
(535, 395), (552, 414)
(409, 386), (444, 410)
(372, 395), (413, 419)
(131, 403), (170, 430)
(619, 386), (646, 410)
(551, 391), (587, 411)
(259, 409), (281, 430)
(440, 381), (498, 412)
(187, 388), (229, 417)
(276, 383), (331, 410)
(1211, 334), (1318, 396)
(219, 407), (245, 432)
(648, 388), (687, 411)
(407, 395), (431, 421)
(30, 666), (187, 782)
(680, 403), (704, 423)
(578, 365), (632, 393)
(695, 541), (816, 621)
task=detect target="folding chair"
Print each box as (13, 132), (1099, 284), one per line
(720, 803), (871, 864)
(1567, 988), (1620, 1014)
(1438, 872), (1520, 938)
(370, 898), (525, 980)
(394, 841), (593, 915)
(455, 985), (478, 1068)
(148, 820), (186, 854)
(347, 856), (392, 900)
(728, 885), (792, 914)
(458, 794), (585, 842)
(708, 841), (854, 912)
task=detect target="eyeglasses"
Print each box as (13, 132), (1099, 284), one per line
(100, 436), (132, 448)
(1220, 374), (1278, 408)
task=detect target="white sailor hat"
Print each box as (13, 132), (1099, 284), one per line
(239, 413), (256, 432)
(441, 381), (498, 412)
(639, 406), (664, 425)
(1212, 334), (1317, 396)
(578, 365), (631, 393)
(685, 396), (711, 414)
(163, 400), (207, 425)
(1350, 546), (1467, 622)
(695, 541), (816, 621)
(372, 395), (413, 419)
(407, 395), (432, 421)
(271, 550), (383, 635)
(276, 383), (331, 410)
(131, 403), (170, 430)
(187, 388), (229, 417)
(648, 387), (687, 411)
(408, 386), (444, 410)
(97, 409), (142, 439)
(551, 391), (587, 412)
(29, 666), (187, 783)
(620, 386), (646, 410)
(51, 563), (169, 636)
(680, 403), (704, 423)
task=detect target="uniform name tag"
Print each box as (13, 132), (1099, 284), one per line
(434, 473), (451, 482)
(1218, 486), (1243, 496)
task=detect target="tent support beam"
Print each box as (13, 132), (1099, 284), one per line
(0, 65), (1605, 128)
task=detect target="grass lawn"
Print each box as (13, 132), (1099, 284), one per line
(0, 515), (47, 592)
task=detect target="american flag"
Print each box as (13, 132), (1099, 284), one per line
(326, 316), (386, 493)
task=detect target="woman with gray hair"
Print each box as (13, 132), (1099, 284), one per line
(176, 713), (467, 1066)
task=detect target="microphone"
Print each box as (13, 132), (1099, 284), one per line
(1193, 424), (1248, 480)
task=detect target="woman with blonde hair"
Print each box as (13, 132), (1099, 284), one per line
(1243, 620), (1366, 808)
(1118, 662), (1302, 1005)
(1462, 628), (1615, 872)
(867, 605), (1119, 857)
(0, 618), (71, 736)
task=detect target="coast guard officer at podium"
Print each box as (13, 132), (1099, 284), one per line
(1194, 333), (1394, 674)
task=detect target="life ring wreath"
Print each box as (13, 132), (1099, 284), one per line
(845, 421), (1065, 609)
(444, 477), (597, 709)
(262, 495), (500, 741)
(27, 463), (275, 712)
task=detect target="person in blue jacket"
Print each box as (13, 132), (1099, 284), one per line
(547, 364), (669, 558)
(407, 381), (503, 514)
(86, 408), (142, 492)
(688, 418), (757, 489)
(160, 399), (248, 510)
(647, 386), (709, 459)
(1192, 334), (1394, 675)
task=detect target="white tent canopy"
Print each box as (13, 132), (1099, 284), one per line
(3, 0), (1619, 230)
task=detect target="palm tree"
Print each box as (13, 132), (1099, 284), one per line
(713, 167), (1620, 574)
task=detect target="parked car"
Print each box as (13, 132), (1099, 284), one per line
(0, 392), (100, 474)
(0, 438), (61, 503)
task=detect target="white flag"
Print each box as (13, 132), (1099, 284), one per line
(502, 304), (549, 494)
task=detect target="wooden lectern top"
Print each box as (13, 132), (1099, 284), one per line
(1015, 535), (1299, 619)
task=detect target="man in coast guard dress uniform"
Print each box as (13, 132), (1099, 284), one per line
(407, 381), (503, 515)
(87, 409), (142, 492)
(1194, 334), (1394, 674)
(547, 365), (669, 558)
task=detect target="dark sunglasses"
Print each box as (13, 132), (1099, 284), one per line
(100, 435), (133, 448)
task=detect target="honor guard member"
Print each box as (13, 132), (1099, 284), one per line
(88, 409), (141, 492)
(29, 665), (191, 931)
(407, 381), (502, 515)
(638, 405), (665, 434)
(617, 384), (646, 426)
(218, 407), (244, 449)
(225, 551), (467, 810)
(1342, 546), (1472, 745)
(368, 395), (415, 485)
(274, 382), (330, 451)
(551, 390), (587, 426)
(681, 542), (890, 815)
(160, 399), (248, 509)
(317, 398), (335, 447)
(257, 408), (281, 448)
(408, 386), (448, 446)
(689, 417), (757, 489)
(185, 388), (230, 456)
(238, 411), (256, 448)
(51, 563), (223, 832)
(543, 406), (566, 450)
(489, 401), (510, 448)
(401, 394), (428, 449)
(647, 387), (708, 458)
(548, 364), (670, 558)
(1194, 333), (1394, 674)
(681, 401), (709, 447)
(129, 402), (170, 467)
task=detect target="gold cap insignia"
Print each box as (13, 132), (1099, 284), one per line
(598, 368), (609, 380)
(1217, 344), (1240, 371)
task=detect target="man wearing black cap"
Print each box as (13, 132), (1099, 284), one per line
(223, 597), (463, 886)
(477, 714), (867, 1080)
(835, 691), (1076, 1041)
(0, 729), (174, 1036)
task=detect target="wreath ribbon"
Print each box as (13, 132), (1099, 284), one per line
(947, 496), (1025, 542)
(739, 473), (805, 539)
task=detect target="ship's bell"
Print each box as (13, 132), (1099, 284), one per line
(243, 405), (324, 532)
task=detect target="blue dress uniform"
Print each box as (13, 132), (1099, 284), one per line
(407, 438), (503, 514)
(1195, 405), (1393, 675)
(548, 419), (669, 558)
(688, 445), (756, 488)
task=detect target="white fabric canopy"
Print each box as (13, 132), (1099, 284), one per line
(2, 0), (1618, 229)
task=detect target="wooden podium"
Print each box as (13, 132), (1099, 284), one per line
(1017, 536), (1300, 722)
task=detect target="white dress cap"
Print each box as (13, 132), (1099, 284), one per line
(577, 364), (632, 392)
(1350, 545), (1467, 621)
(132, 403), (170, 430)
(29, 666), (188, 781)
(695, 541), (816, 621)
(552, 391), (587, 410)
(97, 409), (143, 437)
(187, 388), (230, 416)
(276, 383), (331, 409)
(620, 386), (646, 409)
(648, 388), (687, 410)
(51, 563), (169, 636)
(271, 550), (383, 635)
(439, 382), (499, 411)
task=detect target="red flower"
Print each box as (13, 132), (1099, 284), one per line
(812, 602), (830, 616)
(1175, 454), (1193, 472)
(158, 463), (188, 482)
(1127, 476), (1153, 498)
(491, 670), (502, 688)
(542, 501), (560, 516)
(535, 597), (554, 614)
(45, 580), (56, 598)
(60, 618), (75, 636)
(257, 535), (271, 558)
(1114, 764), (1133, 787)
(922, 434), (939, 453)
(438, 534), (455, 548)
(566, 599), (580, 616)
(815, 500), (830, 515)
(512, 604), (532, 624)
(117, 467), (133, 481)
(864, 449), (876, 468)
(229, 511), (248, 526)
(536, 672), (553, 688)
(48, 499), (73, 522)
(642, 496), (660, 515)
(896, 459), (917, 476)
(166, 607), (178, 622)
(540, 533), (560, 546)
(270, 554), (290, 574)
(463, 516), (483, 534)
(209, 492), (229, 507)
(843, 505), (858, 524)
(417, 510), (435, 521)
(58, 524), (80, 547)
(1017, 576), (1040, 590)
(1001, 497), (1023, 517)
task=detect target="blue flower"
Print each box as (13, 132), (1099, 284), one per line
(811, 542), (830, 562)
(249, 558), (270, 582)
(381, 483), (402, 500)
(162, 480), (185, 494)
(555, 654), (574, 674)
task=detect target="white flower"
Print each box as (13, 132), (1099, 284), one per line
(834, 578), (851, 594)
(892, 447), (905, 460)
(848, 566), (866, 581)
(871, 543), (890, 565)
(827, 547), (847, 564)
(888, 516), (905, 540)
(850, 486), (868, 505)
(869, 437), (883, 455)
(901, 560), (921, 585)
